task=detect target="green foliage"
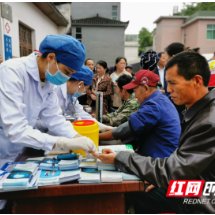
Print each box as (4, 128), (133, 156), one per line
(138, 27), (153, 51)
(179, 2), (215, 16)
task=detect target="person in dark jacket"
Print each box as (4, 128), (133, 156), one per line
(91, 51), (215, 214)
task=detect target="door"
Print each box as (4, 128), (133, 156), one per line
(19, 24), (32, 57)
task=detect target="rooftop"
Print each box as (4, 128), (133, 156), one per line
(154, 15), (188, 24)
(72, 14), (129, 28)
(33, 2), (68, 26)
(182, 11), (215, 27)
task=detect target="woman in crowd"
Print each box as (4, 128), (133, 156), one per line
(86, 60), (112, 114)
(110, 57), (131, 108)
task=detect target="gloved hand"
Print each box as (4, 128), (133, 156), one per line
(96, 121), (116, 132)
(55, 136), (97, 152)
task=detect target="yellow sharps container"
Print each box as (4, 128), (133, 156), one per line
(72, 120), (99, 157)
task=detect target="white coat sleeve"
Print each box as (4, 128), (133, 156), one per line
(69, 97), (93, 120)
(34, 118), (48, 132)
(0, 67), (58, 151)
(38, 92), (78, 138)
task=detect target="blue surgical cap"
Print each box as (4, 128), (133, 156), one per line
(70, 65), (93, 86)
(140, 50), (160, 71)
(39, 35), (86, 72)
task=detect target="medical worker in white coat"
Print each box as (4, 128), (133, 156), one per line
(35, 65), (114, 132)
(0, 35), (97, 181)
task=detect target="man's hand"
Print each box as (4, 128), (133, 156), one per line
(144, 181), (156, 192)
(90, 149), (117, 164)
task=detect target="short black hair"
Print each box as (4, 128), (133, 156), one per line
(84, 58), (93, 65)
(116, 74), (133, 94)
(165, 51), (210, 87)
(158, 52), (165, 58)
(165, 43), (185, 57)
(114, 57), (127, 71)
(97, 60), (109, 74)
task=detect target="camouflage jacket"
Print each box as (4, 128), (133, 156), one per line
(102, 93), (140, 126)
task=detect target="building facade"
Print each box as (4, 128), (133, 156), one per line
(153, 11), (215, 57)
(70, 2), (128, 67)
(0, 2), (70, 60)
(124, 34), (139, 64)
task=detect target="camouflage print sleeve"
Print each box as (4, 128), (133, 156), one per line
(109, 102), (140, 127)
(102, 115), (110, 123)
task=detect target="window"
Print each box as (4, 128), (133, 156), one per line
(76, 27), (82, 42)
(19, 24), (32, 57)
(125, 35), (138, 42)
(112, 6), (118, 20)
(207, 25), (215, 40)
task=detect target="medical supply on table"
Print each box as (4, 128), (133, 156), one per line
(101, 170), (122, 183)
(78, 171), (101, 184)
(79, 159), (97, 169)
(97, 159), (115, 171)
(98, 144), (134, 153)
(2, 163), (39, 190)
(72, 120), (99, 157)
(57, 153), (77, 160)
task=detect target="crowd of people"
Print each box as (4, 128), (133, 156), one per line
(0, 34), (215, 214)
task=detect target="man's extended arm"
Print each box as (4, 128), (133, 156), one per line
(114, 123), (215, 189)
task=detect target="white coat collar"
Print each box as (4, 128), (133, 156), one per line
(60, 83), (68, 108)
(25, 53), (42, 82)
(25, 53), (55, 92)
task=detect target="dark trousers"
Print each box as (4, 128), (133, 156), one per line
(130, 185), (186, 214)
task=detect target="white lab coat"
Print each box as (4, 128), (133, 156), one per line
(55, 83), (94, 120)
(0, 53), (78, 166)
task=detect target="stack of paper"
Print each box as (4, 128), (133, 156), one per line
(101, 170), (122, 183)
(59, 169), (81, 183)
(44, 148), (70, 156)
(25, 157), (44, 164)
(39, 158), (59, 171)
(97, 159), (115, 171)
(78, 171), (100, 184)
(37, 169), (81, 186)
(58, 160), (79, 170)
(121, 172), (140, 180)
(98, 145), (134, 153)
(2, 163), (39, 190)
(79, 159), (98, 169)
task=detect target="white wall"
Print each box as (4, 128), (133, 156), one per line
(1, 2), (61, 59)
(124, 41), (139, 63)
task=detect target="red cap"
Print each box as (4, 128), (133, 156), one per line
(123, 70), (161, 90)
